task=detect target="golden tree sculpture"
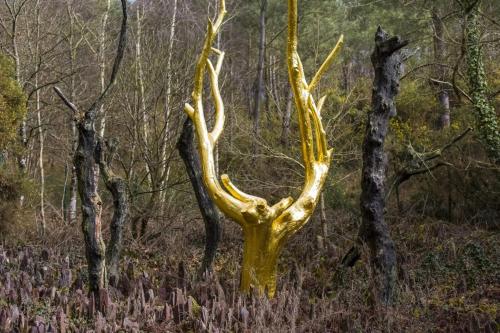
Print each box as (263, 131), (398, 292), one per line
(184, 0), (343, 297)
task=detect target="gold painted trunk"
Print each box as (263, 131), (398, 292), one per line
(240, 224), (281, 298)
(184, 0), (342, 299)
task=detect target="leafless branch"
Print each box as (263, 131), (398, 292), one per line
(53, 87), (79, 114)
(88, 0), (128, 114)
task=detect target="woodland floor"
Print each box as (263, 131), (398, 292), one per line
(0, 210), (498, 332)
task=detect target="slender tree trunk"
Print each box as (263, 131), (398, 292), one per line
(136, 3), (148, 180)
(358, 27), (407, 306)
(462, 0), (500, 163)
(98, 0), (111, 138)
(94, 0), (112, 189)
(432, 8), (451, 128)
(341, 61), (352, 92)
(320, 192), (327, 240)
(280, 88), (293, 146)
(36, 81), (45, 233)
(35, 0), (45, 233)
(159, 0), (178, 213)
(270, 55), (279, 107)
(67, 1), (79, 224)
(177, 118), (221, 274)
(61, 163), (69, 218)
(68, 127), (78, 223)
(252, 0), (267, 152)
(247, 34), (253, 113)
(96, 139), (128, 286)
(132, 3), (158, 238)
(214, 1), (221, 176)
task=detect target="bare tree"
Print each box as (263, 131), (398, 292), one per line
(177, 118), (221, 275)
(33, 0), (45, 232)
(54, 0), (128, 306)
(341, 27), (408, 307)
(358, 27), (407, 306)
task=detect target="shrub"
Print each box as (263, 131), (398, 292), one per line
(0, 53), (27, 153)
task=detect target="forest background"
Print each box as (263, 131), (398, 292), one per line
(0, 0), (498, 331)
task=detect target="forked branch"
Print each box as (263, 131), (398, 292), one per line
(54, 0), (128, 119)
(185, 0), (342, 240)
(183, 0), (343, 298)
(184, 0), (249, 225)
(272, 0), (343, 238)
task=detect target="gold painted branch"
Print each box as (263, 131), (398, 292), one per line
(183, 0), (343, 297)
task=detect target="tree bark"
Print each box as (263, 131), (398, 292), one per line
(432, 7), (451, 128)
(68, 137), (78, 224)
(159, 0), (178, 213)
(54, 0), (128, 307)
(358, 27), (407, 306)
(98, 0), (112, 139)
(252, 0), (267, 152)
(66, 0), (79, 224)
(136, 2), (148, 178)
(96, 138), (128, 286)
(177, 118), (221, 274)
(341, 61), (352, 92)
(36, 69), (45, 234)
(76, 113), (107, 297)
(34, 0), (45, 233)
(240, 223), (279, 297)
(461, 0), (500, 163)
(280, 88), (293, 146)
(320, 192), (327, 240)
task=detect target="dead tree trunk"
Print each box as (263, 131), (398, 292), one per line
(358, 27), (407, 306)
(54, 0), (127, 307)
(75, 110), (107, 297)
(96, 138), (128, 286)
(177, 118), (221, 274)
